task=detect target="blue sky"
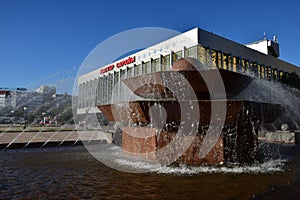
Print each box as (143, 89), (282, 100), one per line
(0, 0), (300, 93)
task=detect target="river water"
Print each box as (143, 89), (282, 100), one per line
(0, 144), (299, 200)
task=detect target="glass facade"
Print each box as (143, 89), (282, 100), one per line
(78, 43), (292, 109)
(142, 61), (151, 74)
(232, 56), (237, 72)
(161, 54), (170, 71)
(197, 46), (206, 65)
(127, 67), (133, 78)
(78, 78), (99, 108)
(152, 58), (160, 73)
(172, 51), (182, 63)
(134, 64), (141, 76)
(187, 46), (197, 59)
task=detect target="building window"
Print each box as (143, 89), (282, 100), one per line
(143, 61), (151, 74)
(236, 57), (242, 71)
(134, 64), (141, 76)
(102, 76), (107, 104)
(257, 64), (261, 78)
(88, 81), (91, 107)
(260, 65), (265, 78)
(92, 80), (96, 106)
(142, 62), (146, 74)
(142, 61), (150, 74)
(78, 84), (83, 108)
(217, 51), (222, 68)
(222, 53), (228, 70)
(254, 63), (258, 76)
(232, 56), (237, 72)
(120, 69), (126, 80)
(266, 67), (272, 79)
(86, 82), (89, 107)
(107, 74), (112, 103)
(114, 71), (120, 102)
(279, 70), (284, 80)
(127, 67), (133, 78)
(249, 62), (257, 75)
(197, 46), (206, 65)
(241, 59), (250, 73)
(83, 83), (86, 107)
(227, 54), (232, 71)
(115, 71), (119, 85)
(152, 58), (159, 73)
(92, 79), (97, 106)
(205, 48), (211, 67)
(172, 51), (182, 63)
(273, 68), (278, 80)
(211, 50), (217, 68)
(97, 77), (103, 105)
(84, 82), (88, 108)
(187, 46), (197, 59)
(162, 54), (170, 70)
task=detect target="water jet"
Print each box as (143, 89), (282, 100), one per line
(97, 58), (284, 165)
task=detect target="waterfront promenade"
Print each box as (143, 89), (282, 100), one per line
(2, 124), (299, 149)
(0, 124), (113, 149)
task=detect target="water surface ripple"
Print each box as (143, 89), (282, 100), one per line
(0, 145), (299, 200)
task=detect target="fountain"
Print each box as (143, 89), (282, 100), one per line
(97, 58), (283, 165)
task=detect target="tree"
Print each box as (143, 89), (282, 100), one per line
(60, 106), (73, 123)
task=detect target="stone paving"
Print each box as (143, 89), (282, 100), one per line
(0, 126), (113, 148)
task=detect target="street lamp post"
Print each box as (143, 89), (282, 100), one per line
(41, 112), (46, 125)
(10, 110), (14, 126)
(23, 107), (27, 130)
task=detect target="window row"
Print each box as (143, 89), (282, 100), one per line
(185, 45), (289, 81)
(78, 78), (98, 109)
(79, 45), (292, 108)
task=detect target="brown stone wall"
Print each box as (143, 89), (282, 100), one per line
(156, 131), (224, 165)
(122, 127), (225, 165)
(122, 126), (157, 160)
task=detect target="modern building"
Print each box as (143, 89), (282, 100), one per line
(0, 85), (57, 112)
(0, 88), (27, 109)
(0, 90), (9, 108)
(77, 27), (300, 118)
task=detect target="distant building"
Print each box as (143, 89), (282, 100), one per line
(0, 88), (27, 109)
(0, 90), (9, 108)
(0, 86), (57, 112)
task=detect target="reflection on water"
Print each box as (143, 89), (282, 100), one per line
(0, 145), (300, 200)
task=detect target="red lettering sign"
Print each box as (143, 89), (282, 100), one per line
(99, 56), (135, 74)
(116, 56), (135, 68)
(100, 64), (114, 74)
